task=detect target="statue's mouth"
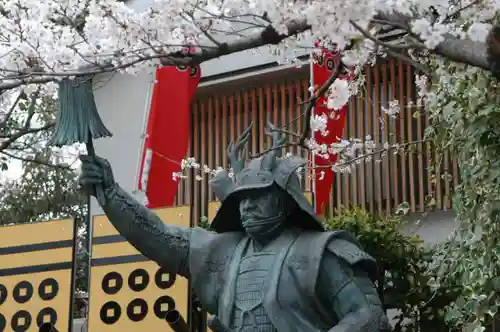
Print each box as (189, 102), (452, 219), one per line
(242, 213), (284, 227)
(241, 217), (269, 226)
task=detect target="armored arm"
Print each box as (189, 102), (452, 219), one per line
(317, 240), (391, 332)
(102, 185), (192, 278)
(79, 155), (201, 278)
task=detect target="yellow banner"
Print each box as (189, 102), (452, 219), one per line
(88, 205), (191, 331)
(0, 219), (75, 332)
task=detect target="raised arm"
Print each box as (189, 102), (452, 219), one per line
(317, 244), (391, 332)
(79, 155), (197, 278)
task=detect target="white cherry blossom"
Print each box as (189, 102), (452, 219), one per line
(0, 0), (497, 92)
(2, 0), (500, 185)
(310, 114), (329, 136)
(327, 79), (350, 110)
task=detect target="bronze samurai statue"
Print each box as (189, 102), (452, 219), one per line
(79, 121), (391, 332)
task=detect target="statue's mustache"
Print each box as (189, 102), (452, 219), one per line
(240, 209), (263, 219)
(241, 212), (284, 226)
(241, 215), (266, 224)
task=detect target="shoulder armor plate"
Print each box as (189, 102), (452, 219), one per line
(327, 238), (378, 280)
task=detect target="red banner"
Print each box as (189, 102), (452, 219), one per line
(310, 49), (351, 215)
(138, 65), (201, 208)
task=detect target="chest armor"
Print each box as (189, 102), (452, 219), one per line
(230, 250), (277, 332)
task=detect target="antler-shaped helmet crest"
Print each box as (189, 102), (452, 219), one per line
(227, 122), (253, 174)
(262, 121), (287, 171)
(210, 120), (324, 233)
(227, 121), (287, 174)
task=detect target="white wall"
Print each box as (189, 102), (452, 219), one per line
(400, 210), (457, 246)
(91, 71), (153, 215)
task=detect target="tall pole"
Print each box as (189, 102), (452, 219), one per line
(310, 49), (317, 213)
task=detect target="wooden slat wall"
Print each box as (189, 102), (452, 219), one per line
(176, 58), (459, 222)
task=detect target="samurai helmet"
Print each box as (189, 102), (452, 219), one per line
(209, 121), (325, 233)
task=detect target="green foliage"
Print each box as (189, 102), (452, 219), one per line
(424, 55), (500, 330)
(198, 216), (210, 229)
(0, 161), (85, 225)
(1, 90), (89, 317)
(325, 208), (460, 331)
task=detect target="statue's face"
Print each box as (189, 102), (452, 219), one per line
(239, 185), (289, 240)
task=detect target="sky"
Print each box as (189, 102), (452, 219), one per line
(0, 144), (83, 185)
(1, 159), (23, 182)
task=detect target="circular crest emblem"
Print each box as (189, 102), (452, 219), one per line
(326, 57), (340, 71)
(38, 278), (59, 301)
(153, 295), (175, 319)
(100, 301), (121, 325)
(102, 272), (123, 295)
(36, 307), (57, 327)
(11, 310), (32, 332)
(0, 284), (7, 305)
(155, 268), (175, 289)
(127, 299), (148, 322)
(128, 268), (150, 292)
(13, 281), (33, 304)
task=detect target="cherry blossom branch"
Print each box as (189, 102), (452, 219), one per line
(268, 128), (302, 139)
(249, 62), (344, 158)
(0, 122), (54, 151)
(251, 142), (301, 157)
(0, 149), (71, 169)
(0, 20), (310, 91)
(316, 139), (431, 171)
(0, 11), (497, 95)
(298, 61), (343, 146)
(354, 22), (423, 50)
(442, 0), (482, 22)
(172, 138), (429, 182)
(349, 20), (431, 75)
(22, 87), (41, 130)
(374, 11), (491, 70)
(0, 90), (24, 128)
(152, 151), (226, 181)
